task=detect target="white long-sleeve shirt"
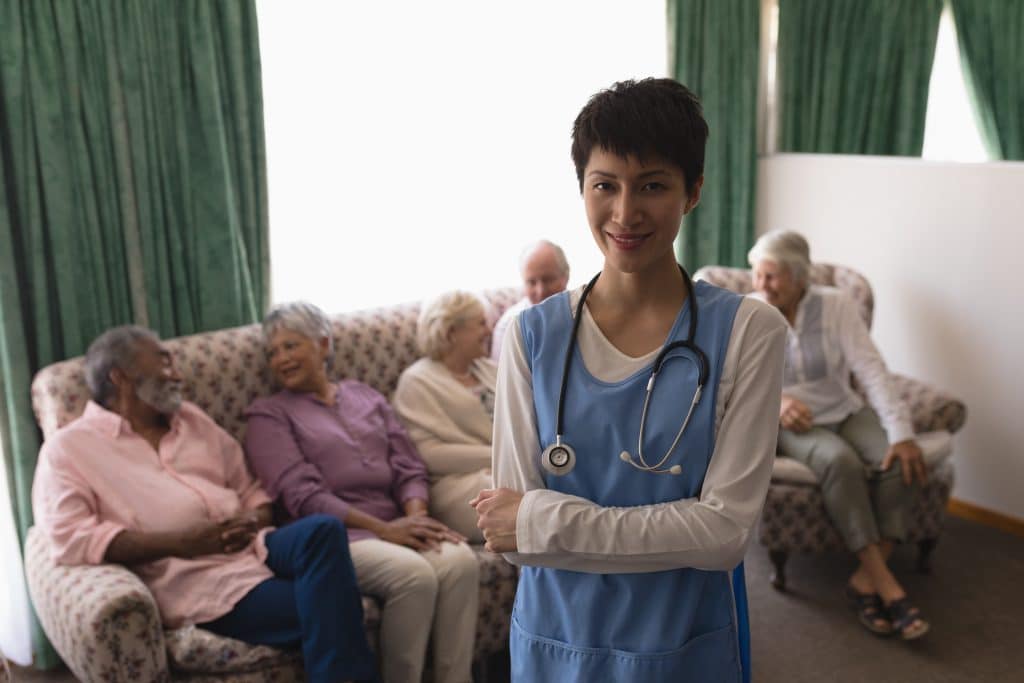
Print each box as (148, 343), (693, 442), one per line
(493, 289), (787, 574)
(489, 297), (529, 362)
(767, 285), (914, 444)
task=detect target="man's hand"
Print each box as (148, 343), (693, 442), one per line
(379, 515), (465, 551)
(780, 394), (813, 433)
(880, 439), (927, 486)
(470, 488), (523, 553)
(179, 516), (259, 558)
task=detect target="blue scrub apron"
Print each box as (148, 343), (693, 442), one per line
(512, 281), (747, 682)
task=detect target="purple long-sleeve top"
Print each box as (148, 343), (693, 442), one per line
(244, 380), (430, 542)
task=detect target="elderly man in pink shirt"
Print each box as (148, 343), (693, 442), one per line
(31, 326), (376, 683)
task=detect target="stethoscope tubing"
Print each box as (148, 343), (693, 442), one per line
(544, 264), (708, 476)
(555, 264), (705, 434)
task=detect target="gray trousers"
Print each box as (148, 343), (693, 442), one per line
(777, 406), (918, 553)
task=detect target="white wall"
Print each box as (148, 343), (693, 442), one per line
(756, 154), (1024, 521)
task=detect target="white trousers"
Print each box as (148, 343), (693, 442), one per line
(349, 539), (479, 683)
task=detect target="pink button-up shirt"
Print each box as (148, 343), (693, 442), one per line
(31, 401), (274, 627)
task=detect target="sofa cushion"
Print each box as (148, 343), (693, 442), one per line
(165, 626), (301, 674)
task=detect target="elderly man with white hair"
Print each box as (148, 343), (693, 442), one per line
(490, 240), (571, 362)
(748, 230), (930, 642)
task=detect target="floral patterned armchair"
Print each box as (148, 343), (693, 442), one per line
(25, 288), (521, 682)
(694, 264), (966, 590)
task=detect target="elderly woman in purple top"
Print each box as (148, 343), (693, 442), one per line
(244, 302), (479, 683)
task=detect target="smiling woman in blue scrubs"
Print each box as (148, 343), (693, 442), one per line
(472, 78), (788, 682)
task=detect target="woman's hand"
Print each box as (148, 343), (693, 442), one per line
(880, 439), (927, 486)
(779, 394), (813, 433)
(470, 488), (523, 553)
(379, 515), (465, 551)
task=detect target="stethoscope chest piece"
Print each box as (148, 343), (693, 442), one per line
(541, 440), (576, 476)
(540, 265), (706, 479)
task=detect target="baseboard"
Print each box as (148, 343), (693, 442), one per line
(948, 498), (1024, 539)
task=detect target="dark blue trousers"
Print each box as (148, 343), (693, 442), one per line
(201, 514), (377, 682)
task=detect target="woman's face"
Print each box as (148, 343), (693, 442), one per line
(582, 147), (701, 276)
(752, 258), (803, 313)
(266, 327), (328, 393)
(447, 307), (490, 362)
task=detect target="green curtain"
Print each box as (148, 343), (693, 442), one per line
(949, 0), (1024, 161)
(0, 0), (268, 668)
(667, 0), (761, 273)
(777, 0), (943, 155)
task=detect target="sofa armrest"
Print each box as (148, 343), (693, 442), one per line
(891, 373), (967, 434)
(24, 527), (170, 682)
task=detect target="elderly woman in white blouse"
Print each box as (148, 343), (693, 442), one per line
(393, 290), (496, 543)
(749, 230), (930, 641)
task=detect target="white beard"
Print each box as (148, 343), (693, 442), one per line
(135, 376), (183, 414)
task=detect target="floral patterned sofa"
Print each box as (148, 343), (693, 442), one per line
(694, 264), (967, 590)
(24, 288), (521, 682)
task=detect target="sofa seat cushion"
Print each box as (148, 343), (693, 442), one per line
(166, 548), (518, 674)
(472, 546), (519, 657)
(770, 430), (953, 485)
(759, 460), (954, 553)
(165, 626), (301, 674)
(166, 596), (380, 675)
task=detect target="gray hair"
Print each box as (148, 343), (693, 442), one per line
(262, 301), (334, 357)
(519, 240), (570, 278)
(747, 230), (812, 284)
(84, 325), (160, 407)
(417, 290), (487, 360)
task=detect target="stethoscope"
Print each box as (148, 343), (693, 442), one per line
(541, 265), (709, 477)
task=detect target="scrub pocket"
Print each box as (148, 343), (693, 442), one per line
(510, 615), (740, 683)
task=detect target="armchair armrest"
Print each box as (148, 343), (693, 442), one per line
(891, 373), (967, 435)
(24, 527), (170, 682)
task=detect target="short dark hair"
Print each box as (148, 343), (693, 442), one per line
(571, 78), (708, 195)
(83, 325), (159, 407)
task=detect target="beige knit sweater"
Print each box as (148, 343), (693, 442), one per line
(392, 357), (497, 540)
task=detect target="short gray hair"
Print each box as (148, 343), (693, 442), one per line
(417, 290), (487, 360)
(84, 326), (160, 407)
(519, 240), (570, 278)
(747, 230), (812, 284)
(262, 302), (334, 357)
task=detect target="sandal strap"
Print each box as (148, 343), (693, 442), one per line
(886, 597), (921, 630)
(846, 586), (884, 612)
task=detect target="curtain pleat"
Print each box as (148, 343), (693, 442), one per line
(0, 0), (268, 667)
(667, 0), (761, 272)
(777, 0), (943, 155)
(949, 0), (1024, 161)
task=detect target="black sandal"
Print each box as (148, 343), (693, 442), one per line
(845, 585), (893, 636)
(886, 597), (930, 641)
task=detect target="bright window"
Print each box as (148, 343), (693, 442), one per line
(0, 432), (33, 666)
(921, 6), (988, 162)
(758, 2), (987, 162)
(257, 1), (667, 313)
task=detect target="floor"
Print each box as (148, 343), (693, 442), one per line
(8, 516), (1024, 682)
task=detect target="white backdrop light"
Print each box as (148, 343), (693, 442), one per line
(257, 0), (667, 313)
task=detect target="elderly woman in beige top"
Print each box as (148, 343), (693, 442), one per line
(394, 291), (496, 543)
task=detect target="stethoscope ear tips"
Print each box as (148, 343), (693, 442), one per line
(620, 450), (684, 475)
